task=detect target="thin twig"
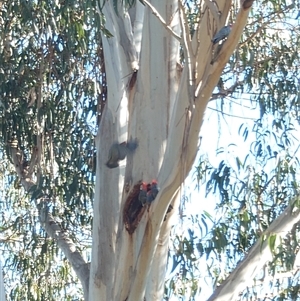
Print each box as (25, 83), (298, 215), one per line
(207, 106), (257, 120)
(210, 81), (243, 100)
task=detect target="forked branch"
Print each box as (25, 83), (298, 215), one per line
(141, 0), (181, 41)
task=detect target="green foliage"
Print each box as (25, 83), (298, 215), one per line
(166, 1), (300, 300)
(0, 0), (104, 299)
(167, 119), (300, 300)
(1, 0), (300, 300)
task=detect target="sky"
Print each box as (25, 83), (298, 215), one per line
(166, 97), (260, 300)
(168, 93), (300, 300)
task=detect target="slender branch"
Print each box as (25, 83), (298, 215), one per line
(207, 202), (300, 301)
(178, 0), (196, 183)
(9, 141), (90, 300)
(244, 268), (300, 298)
(36, 54), (44, 182)
(196, 4), (251, 100)
(207, 106), (257, 120)
(204, 0), (220, 26)
(39, 204), (90, 300)
(9, 141), (35, 191)
(179, 0), (196, 106)
(210, 81), (243, 100)
(142, 0), (181, 41)
(239, 25), (264, 46)
(27, 146), (38, 178)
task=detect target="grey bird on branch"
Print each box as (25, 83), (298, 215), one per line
(212, 24), (232, 44)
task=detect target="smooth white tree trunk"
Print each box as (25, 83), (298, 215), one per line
(89, 1), (253, 300)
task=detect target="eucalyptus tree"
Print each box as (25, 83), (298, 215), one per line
(1, 0), (300, 301)
(90, 0), (253, 300)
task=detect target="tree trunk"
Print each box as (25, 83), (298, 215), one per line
(89, 1), (252, 300)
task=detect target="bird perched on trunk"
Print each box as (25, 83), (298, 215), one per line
(147, 180), (159, 203)
(106, 139), (138, 168)
(212, 24), (232, 44)
(139, 182), (148, 206)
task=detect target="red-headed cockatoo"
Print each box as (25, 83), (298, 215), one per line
(139, 182), (148, 206)
(147, 180), (159, 203)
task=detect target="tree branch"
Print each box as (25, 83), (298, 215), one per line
(179, 0), (196, 107)
(196, 3), (252, 100)
(8, 141), (90, 300)
(178, 0), (197, 165)
(204, 0), (220, 26)
(39, 204), (90, 301)
(207, 106), (257, 120)
(9, 140), (35, 191)
(151, 6), (255, 301)
(207, 202), (300, 301)
(142, 0), (181, 41)
(210, 81), (243, 100)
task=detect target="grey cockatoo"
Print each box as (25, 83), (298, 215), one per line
(106, 139), (138, 168)
(212, 24), (232, 44)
